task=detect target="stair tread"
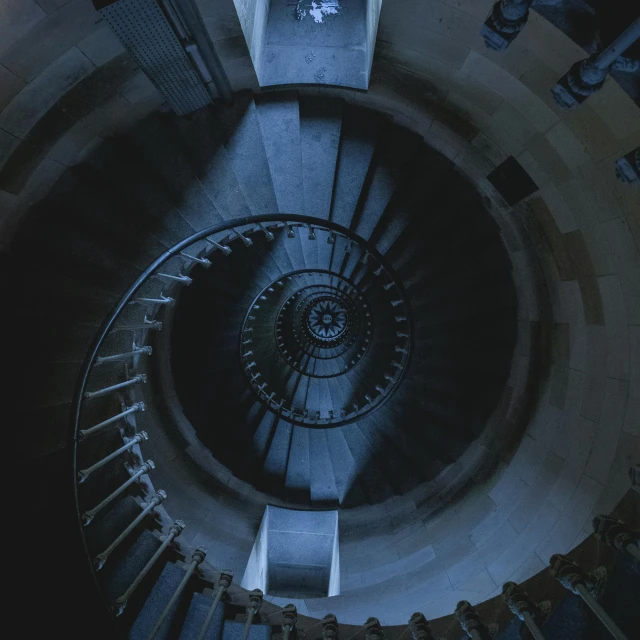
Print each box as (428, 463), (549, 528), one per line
(299, 96), (343, 219)
(355, 418), (423, 494)
(263, 419), (293, 481)
(84, 495), (141, 554)
(215, 94), (279, 215)
(128, 114), (225, 230)
(325, 428), (366, 506)
(255, 92), (303, 213)
(252, 411), (279, 461)
(339, 422), (395, 503)
(309, 429), (339, 504)
(129, 561), (187, 640)
(104, 529), (162, 603)
(316, 227), (335, 270)
(352, 125), (423, 240)
(284, 426), (311, 500)
(178, 593), (225, 640)
(174, 107), (252, 222)
(297, 228), (320, 270)
(330, 105), (385, 228)
(222, 620), (272, 640)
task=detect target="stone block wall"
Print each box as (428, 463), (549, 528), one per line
(0, 0), (260, 251)
(225, 0), (269, 83)
(365, 0), (382, 82)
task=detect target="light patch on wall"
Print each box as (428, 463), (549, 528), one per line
(304, 1), (341, 24)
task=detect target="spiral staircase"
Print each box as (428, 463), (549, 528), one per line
(163, 95), (518, 508)
(10, 82), (638, 640)
(6, 0), (640, 629)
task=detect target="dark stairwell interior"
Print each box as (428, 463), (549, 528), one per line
(6, 0), (640, 639)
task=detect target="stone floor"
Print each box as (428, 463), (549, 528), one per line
(260, 0), (368, 88)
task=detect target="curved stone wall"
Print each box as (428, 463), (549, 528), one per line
(0, 0), (258, 249)
(5, 0), (639, 628)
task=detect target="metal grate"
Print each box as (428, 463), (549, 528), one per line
(100, 0), (211, 116)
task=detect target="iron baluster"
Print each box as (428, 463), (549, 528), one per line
(94, 490), (167, 570)
(82, 460), (155, 525)
(145, 548), (207, 640)
(78, 431), (148, 482)
(281, 604), (297, 640)
(593, 515), (640, 561)
(454, 601), (498, 639)
(241, 589), (264, 640)
(502, 582), (548, 640)
(196, 571), (234, 640)
(79, 403), (145, 438)
(550, 554), (629, 640)
(114, 520), (185, 616)
(83, 374), (147, 399)
(95, 345), (152, 364)
(408, 612), (434, 640)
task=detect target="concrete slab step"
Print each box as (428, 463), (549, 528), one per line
(299, 96), (343, 220)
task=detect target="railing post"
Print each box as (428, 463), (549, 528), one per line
(205, 237), (232, 255)
(79, 403), (145, 438)
(153, 272), (193, 285)
(481, 0), (532, 51)
(196, 570), (234, 640)
(82, 460), (155, 525)
(130, 293), (174, 306)
(408, 612), (434, 640)
(454, 601), (497, 639)
(78, 431), (148, 482)
(322, 614), (338, 640)
(258, 223), (275, 242)
(95, 345), (152, 365)
(180, 251), (211, 267)
(550, 554), (629, 640)
(94, 490), (167, 570)
(114, 520), (186, 616)
(145, 547), (207, 640)
(241, 589), (263, 640)
(616, 147), (640, 184)
(233, 228), (253, 247)
(552, 17), (640, 109)
(83, 374), (147, 399)
(502, 582), (549, 640)
(281, 604), (297, 640)
(593, 515), (640, 561)
(364, 617), (384, 640)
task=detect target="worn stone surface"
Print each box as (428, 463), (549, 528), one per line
(0, 46), (94, 138)
(0, 64), (26, 112)
(0, 0), (98, 83)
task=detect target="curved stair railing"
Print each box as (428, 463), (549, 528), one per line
(71, 215), (638, 640)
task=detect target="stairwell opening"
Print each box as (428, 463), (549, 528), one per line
(241, 506), (340, 598)
(232, 0), (381, 88)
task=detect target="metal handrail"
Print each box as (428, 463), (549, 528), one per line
(69, 213), (635, 640)
(70, 214), (415, 637)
